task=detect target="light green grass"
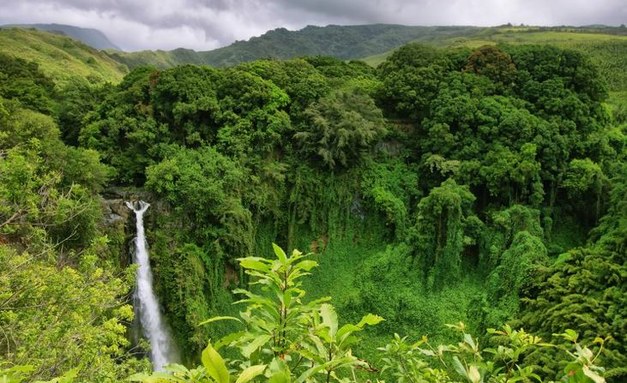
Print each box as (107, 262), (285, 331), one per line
(492, 30), (627, 43)
(361, 51), (394, 67)
(0, 28), (128, 85)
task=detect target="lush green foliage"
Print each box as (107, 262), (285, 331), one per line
(131, 244), (384, 383)
(515, 163), (627, 380)
(134, 245), (609, 383)
(1, 26), (625, 383)
(295, 85), (387, 169)
(0, 58), (146, 382)
(379, 323), (608, 383)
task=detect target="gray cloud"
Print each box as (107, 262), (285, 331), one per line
(0, 0), (624, 51)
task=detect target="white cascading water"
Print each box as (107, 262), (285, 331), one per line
(126, 201), (175, 371)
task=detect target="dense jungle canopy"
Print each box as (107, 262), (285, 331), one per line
(0, 26), (625, 383)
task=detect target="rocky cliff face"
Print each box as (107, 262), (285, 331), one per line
(100, 188), (153, 268)
(103, 198), (131, 225)
(100, 187), (170, 267)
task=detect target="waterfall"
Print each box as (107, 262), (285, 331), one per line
(126, 200), (176, 371)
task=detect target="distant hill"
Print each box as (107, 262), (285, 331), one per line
(1, 23), (120, 50)
(2, 23), (625, 97)
(107, 24), (484, 69)
(0, 28), (128, 85)
(107, 24), (627, 90)
(358, 25), (627, 120)
(362, 26), (627, 92)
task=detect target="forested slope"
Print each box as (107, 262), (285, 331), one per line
(0, 53), (146, 382)
(108, 25), (482, 68)
(0, 28), (625, 383)
(83, 44), (626, 380)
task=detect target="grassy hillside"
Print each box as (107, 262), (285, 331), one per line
(0, 28), (128, 85)
(1, 23), (120, 50)
(106, 47), (207, 69)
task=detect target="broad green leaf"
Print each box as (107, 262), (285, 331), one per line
(294, 362), (330, 383)
(268, 370), (291, 383)
(297, 260), (318, 272)
(201, 343), (230, 383)
(283, 289), (292, 307)
(163, 364), (189, 374)
(582, 365), (605, 383)
(468, 365), (481, 383)
(215, 331), (247, 350)
(337, 324), (361, 345)
(272, 243), (288, 263)
(557, 329), (579, 342)
(235, 364), (266, 383)
(241, 334), (272, 358)
(198, 316), (242, 326)
(463, 333), (477, 351)
(511, 365), (542, 383)
(307, 332), (328, 356)
(128, 372), (152, 382)
(297, 343), (322, 362)
(452, 356), (467, 378)
(2, 365), (36, 383)
(35, 368), (80, 383)
(6, 365), (35, 375)
(356, 313), (384, 328)
(338, 334), (360, 349)
(320, 303), (338, 337)
(268, 358), (291, 383)
(239, 258), (270, 272)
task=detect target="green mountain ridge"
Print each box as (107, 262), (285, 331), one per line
(108, 24), (484, 68)
(3, 23), (626, 91)
(106, 24), (627, 72)
(1, 23), (121, 50)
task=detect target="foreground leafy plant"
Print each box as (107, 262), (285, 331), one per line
(132, 244), (382, 382)
(132, 243), (609, 383)
(378, 323), (607, 383)
(0, 364), (78, 383)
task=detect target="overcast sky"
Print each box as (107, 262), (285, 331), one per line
(0, 0), (625, 51)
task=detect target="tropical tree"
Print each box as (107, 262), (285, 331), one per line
(295, 84), (387, 169)
(409, 179), (478, 289)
